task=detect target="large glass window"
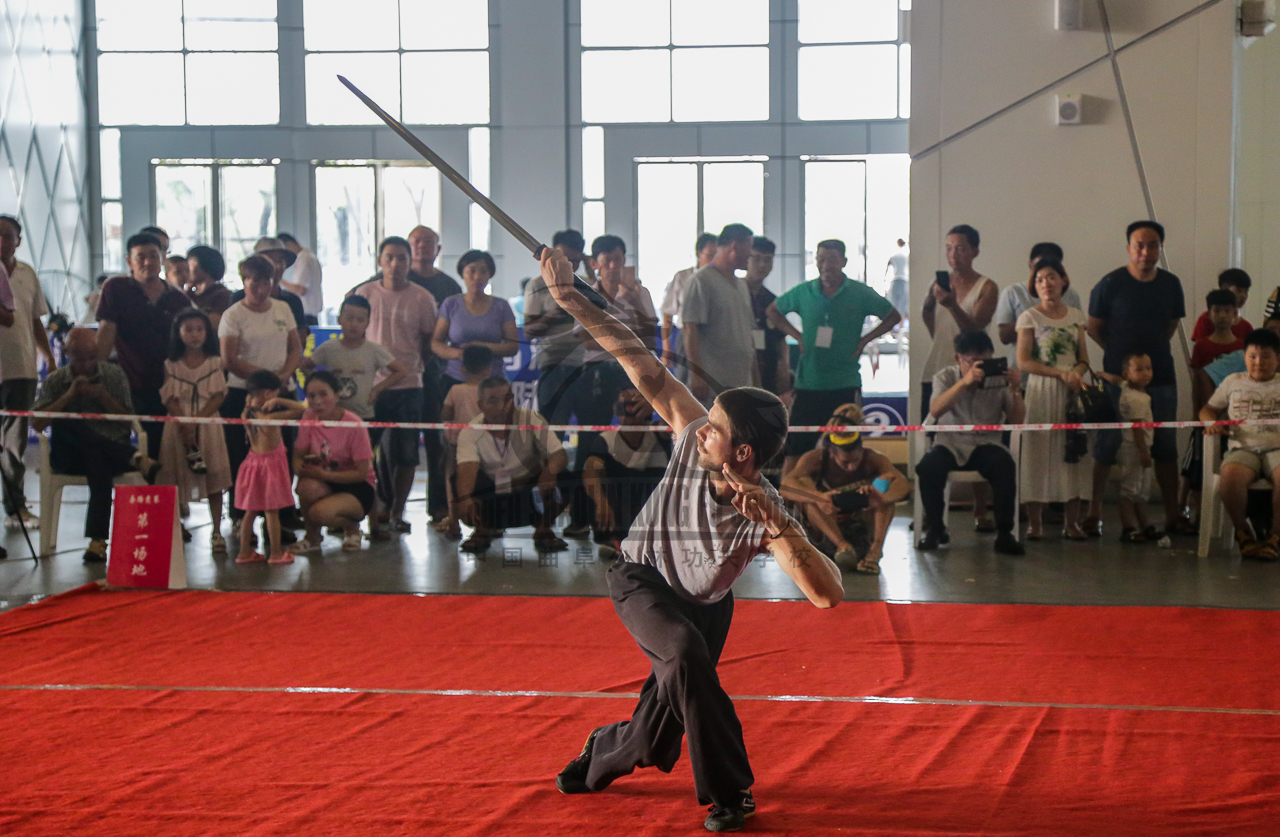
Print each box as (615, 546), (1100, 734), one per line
(313, 162), (443, 308)
(96, 0), (279, 126)
(151, 161), (277, 276)
(304, 0), (490, 126)
(803, 160), (867, 283)
(581, 0), (769, 123)
(636, 157), (766, 305)
(796, 0), (909, 121)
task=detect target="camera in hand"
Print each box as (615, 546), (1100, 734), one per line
(978, 357), (1008, 387)
(832, 490), (871, 514)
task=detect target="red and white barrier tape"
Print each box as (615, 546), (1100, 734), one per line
(0, 408), (1258, 434)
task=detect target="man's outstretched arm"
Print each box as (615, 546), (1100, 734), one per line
(540, 249), (706, 437)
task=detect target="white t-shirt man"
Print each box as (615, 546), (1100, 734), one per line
(0, 261), (48, 381)
(352, 281), (437, 390)
(218, 298), (298, 389)
(285, 247), (324, 316)
(456, 406), (565, 487)
(661, 266), (696, 330)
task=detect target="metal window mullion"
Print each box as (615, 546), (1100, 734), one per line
(696, 161), (704, 235)
(373, 164), (385, 245)
(211, 164), (222, 252)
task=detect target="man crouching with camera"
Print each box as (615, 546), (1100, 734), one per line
(915, 330), (1026, 555)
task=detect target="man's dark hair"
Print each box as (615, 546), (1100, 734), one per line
(715, 387), (788, 470)
(1126, 220), (1165, 243)
(696, 232), (718, 254)
(752, 236), (776, 255)
(478, 374), (511, 395)
(591, 234), (626, 259)
(378, 235), (411, 259)
(1244, 328), (1280, 353)
(339, 294), (371, 314)
(139, 225), (168, 239)
(0, 214), (21, 235)
(947, 224), (980, 248)
(816, 239), (846, 257)
(186, 245), (225, 281)
(245, 369), (282, 393)
(276, 232), (299, 246)
(462, 344), (495, 374)
(1029, 242), (1063, 263)
(552, 229), (586, 252)
(1219, 268), (1252, 291)
(953, 329), (994, 356)
(718, 223), (754, 247)
(1206, 289), (1239, 310)
(166, 254), (186, 266)
(457, 249), (496, 277)
(167, 309), (219, 361)
(305, 369), (343, 395)
(126, 232), (163, 256)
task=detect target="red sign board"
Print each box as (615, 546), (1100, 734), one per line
(106, 485), (187, 589)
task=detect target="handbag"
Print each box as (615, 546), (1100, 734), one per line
(1077, 369), (1116, 423)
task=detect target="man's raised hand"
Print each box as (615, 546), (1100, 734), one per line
(723, 463), (785, 535)
(540, 247), (577, 301)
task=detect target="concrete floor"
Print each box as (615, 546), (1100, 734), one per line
(3, 463), (1279, 614)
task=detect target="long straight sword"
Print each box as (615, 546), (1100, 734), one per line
(338, 75), (607, 308)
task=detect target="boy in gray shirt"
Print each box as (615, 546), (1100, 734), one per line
(915, 330), (1026, 555)
(303, 295), (406, 419)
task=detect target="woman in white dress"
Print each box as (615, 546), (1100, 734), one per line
(1016, 258), (1092, 540)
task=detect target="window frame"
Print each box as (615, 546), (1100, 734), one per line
(149, 158), (280, 268)
(795, 1), (911, 122)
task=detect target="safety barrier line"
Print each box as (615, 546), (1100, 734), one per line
(0, 408), (1259, 434)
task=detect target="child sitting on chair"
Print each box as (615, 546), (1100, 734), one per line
(1200, 328), (1280, 560)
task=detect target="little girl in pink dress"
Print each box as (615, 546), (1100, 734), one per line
(234, 370), (302, 565)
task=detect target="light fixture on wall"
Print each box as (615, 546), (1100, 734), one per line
(1241, 0), (1276, 37)
(1055, 93), (1083, 125)
(1055, 0), (1085, 31)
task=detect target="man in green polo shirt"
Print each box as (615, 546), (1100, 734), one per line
(767, 239), (901, 475)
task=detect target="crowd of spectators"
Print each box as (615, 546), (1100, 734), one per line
(3, 210), (1276, 571)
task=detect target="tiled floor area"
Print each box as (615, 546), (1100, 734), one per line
(3, 461), (1279, 614)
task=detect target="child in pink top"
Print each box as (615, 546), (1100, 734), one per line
(436, 346), (492, 538)
(234, 370), (303, 565)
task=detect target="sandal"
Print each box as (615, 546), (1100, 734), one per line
(974, 514), (997, 533)
(210, 532), (227, 553)
(267, 552), (294, 565)
(286, 535), (322, 555)
(1142, 525), (1163, 541)
(1242, 532), (1280, 561)
(236, 551), (267, 564)
(342, 530), (363, 551)
(460, 535), (492, 554)
(1120, 527), (1146, 544)
(1025, 526), (1043, 541)
(854, 556), (881, 575)
(1062, 525), (1088, 541)
(1079, 516), (1103, 538)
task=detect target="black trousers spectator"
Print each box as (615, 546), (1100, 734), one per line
(422, 361), (451, 520)
(915, 444), (1017, 533)
(585, 560), (753, 809)
(49, 420), (136, 540)
(0, 378), (38, 516)
(130, 387), (166, 460)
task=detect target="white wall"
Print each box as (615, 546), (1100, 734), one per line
(908, 0), (1237, 421)
(1236, 25), (1280, 302)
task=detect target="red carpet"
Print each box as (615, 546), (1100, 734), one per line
(1, 585), (1279, 834)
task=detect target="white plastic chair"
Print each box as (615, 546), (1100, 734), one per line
(1198, 432), (1271, 558)
(911, 416), (1022, 547)
(38, 421), (148, 557)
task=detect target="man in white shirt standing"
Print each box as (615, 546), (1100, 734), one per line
(278, 232), (324, 326)
(660, 232), (717, 384)
(0, 215), (55, 531)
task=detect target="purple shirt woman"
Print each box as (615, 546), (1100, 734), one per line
(430, 249), (520, 383)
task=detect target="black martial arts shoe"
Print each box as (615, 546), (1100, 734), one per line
(704, 789), (756, 832)
(916, 525), (949, 550)
(993, 530), (1026, 556)
(555, 726), (605, 794)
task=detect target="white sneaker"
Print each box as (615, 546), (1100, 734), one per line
(5, 508), (39, 531)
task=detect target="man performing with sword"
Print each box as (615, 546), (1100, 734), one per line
(539, 247), (844, 832)
(336, 75), (844, 832)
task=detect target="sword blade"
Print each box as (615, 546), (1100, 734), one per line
(337, 74), (609, 310)
(337, 74), (544, 257)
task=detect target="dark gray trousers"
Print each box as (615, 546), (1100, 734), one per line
(0, 378), (37, 515)
(585, 560), (753, 807)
